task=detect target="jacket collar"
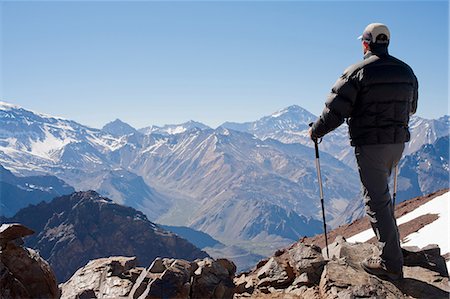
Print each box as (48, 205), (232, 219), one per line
(364, 47), (389, 60)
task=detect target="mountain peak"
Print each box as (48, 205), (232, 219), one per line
(0, 101), (21, 111)
(270, 105), (314, 118)
(70, 190), (114, 204)
(139, 120), (210, 135)
(102, 119), (137, 136)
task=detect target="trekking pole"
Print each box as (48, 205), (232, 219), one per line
(309, 123), (329, 259)
(392, 164), (399, 207)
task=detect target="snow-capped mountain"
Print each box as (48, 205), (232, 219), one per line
(139, 120), (211, 136)
(0, 101), (447, 256)
(221, 105), (354, 166)
(221, 105), (449, 168)
(102, 119), (139, 137)
(0, 101), (119, 174)
(0, 102), (357, 245)
(222, 105), (316, 137)
(406, 115), (449, 155)
(0, 101), (170, 219)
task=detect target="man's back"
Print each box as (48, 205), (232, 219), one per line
(347, 52), (418, 146)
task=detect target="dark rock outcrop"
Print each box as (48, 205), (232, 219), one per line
(60, 256), (236, 299)
(2, 191), (209, 282)
(0, 223), (59, 299)
(234, 236), (449, 298)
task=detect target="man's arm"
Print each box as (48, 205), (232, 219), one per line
(310, 70), (359, 139)
(410, 73), (418, 116)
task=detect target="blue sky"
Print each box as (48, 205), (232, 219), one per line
(1, 1), (448, 129)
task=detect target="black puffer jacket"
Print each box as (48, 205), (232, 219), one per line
(311, 48), (418, 146)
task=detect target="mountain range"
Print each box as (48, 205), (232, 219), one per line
(0, 101), (448, 258)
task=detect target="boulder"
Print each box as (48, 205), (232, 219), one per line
(139, 259), (193, 299)
(256, 257), (294, 289)
(61, 256), (236, 299)
(60, 256), (139, 299)
(234, 236), (449, 299)
(0, 223), (58, 299)
(0, 223), (34, 248)
(319, 237), (450, 299)
(191, 257), (236, 299)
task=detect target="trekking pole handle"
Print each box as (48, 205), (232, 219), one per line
(309, 122), (320, 159)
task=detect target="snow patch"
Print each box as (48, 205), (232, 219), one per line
(347, 192), (449, 269)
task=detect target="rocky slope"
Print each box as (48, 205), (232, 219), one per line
(234, 238), (449, 298)
(2, 191), (448, 298)
(0, 191), (208, 282)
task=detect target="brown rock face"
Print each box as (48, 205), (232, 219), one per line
(60, 256), (140, 299)
(60, 256), (236, 299)
(0, 223), (59, 299)
(234, 236), (450, 299)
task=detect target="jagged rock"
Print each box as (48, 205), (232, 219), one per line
(402, 244), (448, 277)
(0, 223), (34, 248)
(324, 235), (378, 268)
(191, 257), (236, 299)
(234, 274), (256, 294)
(319, 237), (450, 299)
(286, 242), (326, 286)
(319, 258), (406, 298)
(0, 223), (58, 299)
(60, 256), (139, 299)
(234, 243), (325, 297)
(217, 258), (237, 276)
(140, 259), (193, 299)
(256, 257), (294, 289)
(148, 257), (166, 273)
(234, 237), (449, 298)
(61, 256), (236, 299)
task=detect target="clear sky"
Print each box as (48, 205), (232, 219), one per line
(1, 1), (448, 129)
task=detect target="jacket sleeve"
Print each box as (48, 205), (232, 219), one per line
(410, 73), (418, 116)
(311, 69), (359, 139)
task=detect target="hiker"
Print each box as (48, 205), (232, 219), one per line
(309, 23), (418, 280)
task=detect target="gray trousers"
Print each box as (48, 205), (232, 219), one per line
(355, 143), (404, 271)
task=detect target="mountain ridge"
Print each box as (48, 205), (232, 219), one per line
(0, 190), (208, 282)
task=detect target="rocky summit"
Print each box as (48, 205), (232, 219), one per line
(234, 236), (449, 298)
(1, 190), (208, 282)
(1, 221), (448, 298)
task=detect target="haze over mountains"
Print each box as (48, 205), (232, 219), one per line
(0, 101), (448, 260)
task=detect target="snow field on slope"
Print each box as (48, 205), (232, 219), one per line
(347, 192), (449, 270)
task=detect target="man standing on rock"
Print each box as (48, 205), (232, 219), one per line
(309, 23), (418, 280)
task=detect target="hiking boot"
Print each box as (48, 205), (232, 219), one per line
(361, 257), (403, 280)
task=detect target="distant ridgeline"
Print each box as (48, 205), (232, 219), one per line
(0, 101), (448, 256)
